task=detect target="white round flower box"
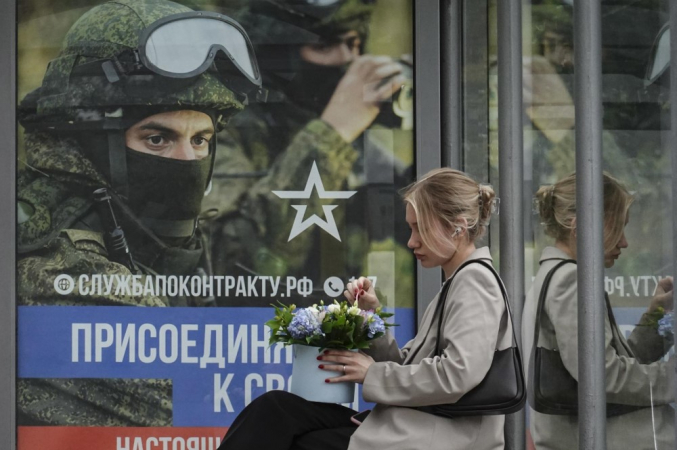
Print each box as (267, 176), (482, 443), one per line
(289, 344), (356, 403)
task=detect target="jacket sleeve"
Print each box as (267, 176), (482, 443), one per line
(361, 264), (504, 407)
(546, 265), (675, 405)
(242, 119), (357, 231)
(363, 332), (413, 364)
(17, 232), (167, 307)
(18, 378), (172, 426)
(363, 291), (442, 363)
(627, 313), (673, 364)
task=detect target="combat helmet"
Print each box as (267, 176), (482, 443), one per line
(237, 0), (376, 78)
(19, 0), (264, 126)
(19, 0), (264, 239)
(250, 0), (376, 42)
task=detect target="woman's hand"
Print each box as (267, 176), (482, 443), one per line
(344, 276), (380, 310)
(649, 277), (674, 313)
(317, 349), (375, 384)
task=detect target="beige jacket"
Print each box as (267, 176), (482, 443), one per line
(522, 246), (675, 450)
(348, 247), (512, 450)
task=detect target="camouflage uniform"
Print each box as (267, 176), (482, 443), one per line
(17, 0), (249, 425)
(203, 1), (414, 306)
(18, 132), (179, 308)
(18, 132), (175, 425)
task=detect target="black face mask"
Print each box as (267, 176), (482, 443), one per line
(125, 148), (212, 239)
(283, 60), (349, 114)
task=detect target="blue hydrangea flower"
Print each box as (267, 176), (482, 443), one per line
(287, 308), (325, 340)
(657, 312), (673, 338)
(367, 315), (386, 338)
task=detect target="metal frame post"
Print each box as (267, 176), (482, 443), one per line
(574, 1), (607, 448)
(415, 0), (443, 321)
(498, 1), (525, 449)
(441, 0), (463, 170)
(0, 0), (17, 447)
(670, 2), (677, 448)
(461, 0), (489, 183)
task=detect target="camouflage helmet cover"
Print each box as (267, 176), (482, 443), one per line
(21, 0), (244, 128)
(531, 1), (573, 46)
(316, 0), (376, 38)
(244, 0), (376, 46)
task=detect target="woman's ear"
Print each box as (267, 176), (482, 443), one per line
(460, 217), (468, 231)
(452, 218), (469, 238)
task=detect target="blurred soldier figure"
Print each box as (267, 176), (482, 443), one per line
(517, 0), (666, 188)
(17, 0), (260, 425)
(203, 0), (413, 305)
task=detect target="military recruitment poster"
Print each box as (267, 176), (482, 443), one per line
(16, 0), (416, 448)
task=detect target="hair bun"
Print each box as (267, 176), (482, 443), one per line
(478, 184), (496, 225)
(535, 184), (556, 225)
(403, 168), (494, 245)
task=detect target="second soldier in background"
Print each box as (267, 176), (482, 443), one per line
(203, 0), (415, 306)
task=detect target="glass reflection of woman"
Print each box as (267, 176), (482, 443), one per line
(218, 169), (511, 450)
(522, 173), (675, 449)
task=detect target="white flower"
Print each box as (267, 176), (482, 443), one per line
(327, 304), (341, 314)
(307, 304), (326, 321)
(348, 305), (361, 316)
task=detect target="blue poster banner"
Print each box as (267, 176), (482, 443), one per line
(18, 306), (415, 426)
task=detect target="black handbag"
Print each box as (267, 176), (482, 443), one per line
(529, 259), (645, 417)
(416, 259), (527, 418)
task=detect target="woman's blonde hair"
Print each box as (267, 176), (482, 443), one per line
(535, 172), (633, 252)
(403, 168), (496, 257)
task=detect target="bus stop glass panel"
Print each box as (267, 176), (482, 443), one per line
(15, 0), (415, 447)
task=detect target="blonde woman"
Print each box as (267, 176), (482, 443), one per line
(219, 168), (512, 450)
(522, 173), (675, 449)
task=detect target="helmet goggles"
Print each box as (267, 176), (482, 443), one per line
(645, 23), (670, 87)
(76, 11), (263, 102)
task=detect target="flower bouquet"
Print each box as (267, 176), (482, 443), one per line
(266, 300), (394, 403)
(643, 306), (674, 339)
(657, 311), (673, 338)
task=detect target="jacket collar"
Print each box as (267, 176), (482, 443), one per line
(468, 246), (493, 262)
(539, 246), (574, 264)
(25, 131), (109, 189)
(445, 246), (493, 281)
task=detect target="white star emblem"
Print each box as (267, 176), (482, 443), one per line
(272, 161), (357, 242)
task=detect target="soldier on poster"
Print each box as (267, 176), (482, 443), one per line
(202, 0), (415, 306)
(16, 0), (261, 425)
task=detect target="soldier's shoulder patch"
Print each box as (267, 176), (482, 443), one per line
(17, 199), (53, 250)
(61, 229), (108, 256)
(18, 175), (92, 252)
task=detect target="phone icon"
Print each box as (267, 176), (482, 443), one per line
(323, 277), (344, 297)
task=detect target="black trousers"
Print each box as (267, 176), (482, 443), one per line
(218, 390), (358, 450)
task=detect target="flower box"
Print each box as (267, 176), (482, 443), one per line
(265, 300), (395, 403)
(290, 344), (356, 403)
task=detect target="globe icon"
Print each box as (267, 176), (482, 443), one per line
(58, 278), (71, 291)
(53, 274), (75, 295)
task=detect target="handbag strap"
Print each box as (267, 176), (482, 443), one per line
(603, 291), (636, 357)
(433, 259), (518, 356)
(534, 259), (576, 350)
